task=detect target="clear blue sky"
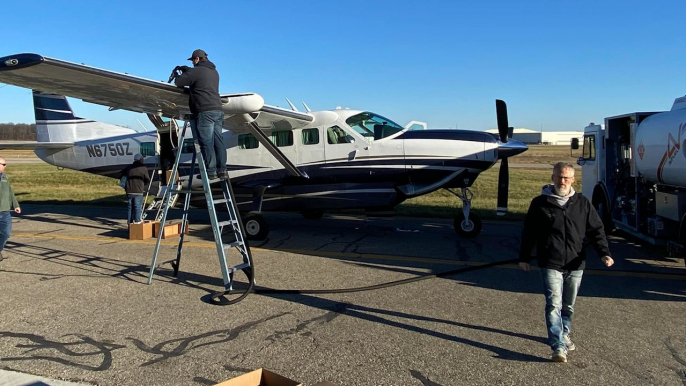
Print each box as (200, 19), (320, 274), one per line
(1, 0), (685, 132)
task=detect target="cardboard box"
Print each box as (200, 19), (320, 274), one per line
(214, 368), (302, 386)
(165, 170), (179, 184)
(153, 220), (189, 239)
(128, 220), (158, 240)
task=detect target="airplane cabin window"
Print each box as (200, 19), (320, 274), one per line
(327, 125), (352, 144)
(181, 141), (195, 153)
(139, 142), (156, 156)
(302, 128), (319, 145)
(238, 134), (259, 149)
(345, 112), (404, 140)
(270, 131), (294, 147)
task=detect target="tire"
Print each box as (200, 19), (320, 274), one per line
(301, 209), (324, 220)
(453, 212), (482, 238)
(592, 187), (615, 233)
(242, 213), (269, 240)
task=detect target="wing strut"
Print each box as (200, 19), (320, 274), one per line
(241, 113), (309, 179)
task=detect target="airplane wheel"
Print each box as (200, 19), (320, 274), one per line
(454, 212), (482, 238)
(242, 213), (269, 240)
(301, 209), (324, 220)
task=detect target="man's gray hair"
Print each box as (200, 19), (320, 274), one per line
(553, 162), (575, 175)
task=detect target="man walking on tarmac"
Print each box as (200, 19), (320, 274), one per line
(174, 49), (227, 180)
(519, 162), (614, 363)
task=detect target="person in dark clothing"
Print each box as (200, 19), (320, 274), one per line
(174, 49), (227, 180)
(120, 154), (150, 224)
(0, 156), (20, 262)
(519, 162), (614, 364)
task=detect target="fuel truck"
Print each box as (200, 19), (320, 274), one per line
(575, 95), (686, 259)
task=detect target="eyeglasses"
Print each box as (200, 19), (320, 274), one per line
(554, 175), (574, 181)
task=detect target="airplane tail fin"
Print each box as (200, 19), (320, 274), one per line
(33, 90), (137, 142)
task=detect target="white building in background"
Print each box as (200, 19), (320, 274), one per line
(485, 128), (583, 145)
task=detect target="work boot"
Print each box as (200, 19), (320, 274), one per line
(552, 348), (567, 363)
(206, 172), (218, 180)
(0, 252), (3, 261)
(563, 335), (576, 351)
(219, 170), (229, 181)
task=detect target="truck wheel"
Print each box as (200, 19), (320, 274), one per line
(593, 188), (614, 233)
(454, 213), (482, 238)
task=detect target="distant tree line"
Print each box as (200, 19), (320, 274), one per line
(0, 123), (36, 140)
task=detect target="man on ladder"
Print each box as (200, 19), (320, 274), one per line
(173, 49), (228, 181)
(148, 50), (255, 305)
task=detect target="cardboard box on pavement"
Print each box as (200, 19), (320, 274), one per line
(153, 220), (189, 239)
(214, 368), (302, 386)
(128, 220), (158, 240)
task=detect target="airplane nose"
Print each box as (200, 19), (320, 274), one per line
(497, 139), (528, 159)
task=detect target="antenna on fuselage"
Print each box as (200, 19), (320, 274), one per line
(285, 98), (299, 112)
(302, 101), (311, 112)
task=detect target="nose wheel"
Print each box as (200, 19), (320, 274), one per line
(454, 212), (482, 238)
(447, 187), (482, 238)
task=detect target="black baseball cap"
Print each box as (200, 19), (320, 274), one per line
(187, 49), (208, 60)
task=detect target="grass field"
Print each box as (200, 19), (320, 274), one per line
(3, 145), (582, 221)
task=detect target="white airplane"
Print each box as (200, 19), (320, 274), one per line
(0, 53), (527, 240)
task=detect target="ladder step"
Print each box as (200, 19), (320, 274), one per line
(218, 220), (239, 227)
(214, 198), (228, 205)
(223, 241), (243, 249)
(170, 189), (207, 195)
(230, 263), (251, 272)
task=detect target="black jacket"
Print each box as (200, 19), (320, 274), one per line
(174, 59), (223, 114)
(120, 161), (150, 194)
(519, 190), (611, 271)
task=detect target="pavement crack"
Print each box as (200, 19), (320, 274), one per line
(665, 336), (686, 385)
(128, 312), (290, 366)
(409, 370), (443, 386)
(0, 332), (125, 371)
(265, 303), (347, 343)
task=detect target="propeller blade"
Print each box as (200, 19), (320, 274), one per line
(495, 99), (509, 143)
(497, 158), (509, 216)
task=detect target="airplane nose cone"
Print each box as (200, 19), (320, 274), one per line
(497, 139), (528, 159)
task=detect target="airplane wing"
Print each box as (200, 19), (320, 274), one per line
(0, 141), (73, 149)
(0, 53), (314, 177)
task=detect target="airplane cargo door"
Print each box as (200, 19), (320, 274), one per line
(298, 127), (325, 177)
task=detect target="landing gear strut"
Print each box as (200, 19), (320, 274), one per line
(446, 187), (482, 238)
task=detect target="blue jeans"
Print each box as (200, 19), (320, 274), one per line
(190, 110), (226, 176)
(127, 194), (144, 224)
(541, 268), (583, 351)
(0, 211), (11, 252)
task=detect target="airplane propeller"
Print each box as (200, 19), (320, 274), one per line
(496, 99), (512, 216)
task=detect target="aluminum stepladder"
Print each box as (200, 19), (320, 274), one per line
(147, 122), (254, 304)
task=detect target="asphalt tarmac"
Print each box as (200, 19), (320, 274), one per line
(0, 205), (685, 386)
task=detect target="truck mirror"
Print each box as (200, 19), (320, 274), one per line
(577, 156), (586, 166)
(571, 138), (579, 150)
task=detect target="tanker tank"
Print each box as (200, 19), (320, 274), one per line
(634, 106), (686, 187)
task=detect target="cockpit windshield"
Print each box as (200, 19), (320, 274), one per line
(346, 112), (405, 140)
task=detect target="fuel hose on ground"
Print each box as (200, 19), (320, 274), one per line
(209, 258), (519, 305)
